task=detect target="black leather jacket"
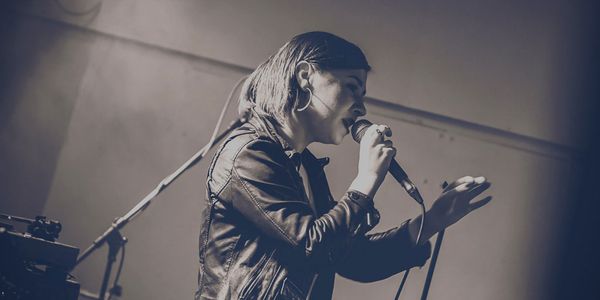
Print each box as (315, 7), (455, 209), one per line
(195, 113), (431, 300)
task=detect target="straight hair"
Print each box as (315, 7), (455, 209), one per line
(239, 31), (371, 125)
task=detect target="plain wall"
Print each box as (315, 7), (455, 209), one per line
(1, 1), (597, 299)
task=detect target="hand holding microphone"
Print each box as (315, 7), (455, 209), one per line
(351, 119), (424, 204)
(357, 123), (395, 183)
(349, 120), (493, 244)
(348, 120), (397, 199)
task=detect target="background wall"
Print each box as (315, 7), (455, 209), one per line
(1, 0), (598, 299)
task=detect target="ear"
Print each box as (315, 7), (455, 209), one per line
(295, 61), (313, 91)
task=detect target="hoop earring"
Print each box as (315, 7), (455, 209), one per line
(296, 89), (313, 112)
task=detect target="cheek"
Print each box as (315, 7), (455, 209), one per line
(320, 86), (345, 110)
(324, 96), (349, 119)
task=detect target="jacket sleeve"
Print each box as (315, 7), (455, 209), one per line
(335, 220), (432, 282)
(215, 138), (373, 264)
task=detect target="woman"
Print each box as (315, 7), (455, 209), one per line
(195, 31), (491, 299)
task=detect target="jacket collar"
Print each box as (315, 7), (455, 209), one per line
(247, 109), (330, 171)
(248, 109), (298, 158)
(247, 109), (334, 214)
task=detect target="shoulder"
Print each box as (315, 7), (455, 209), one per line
(207, 123), (289, 194)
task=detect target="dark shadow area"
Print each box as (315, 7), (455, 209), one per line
(0, 6), (24, 128)
(548, 2), (600, 299)
(0, 6), (90, 218)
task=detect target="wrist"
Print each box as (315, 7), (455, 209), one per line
(350, 173), (381, 199)
(424, 209), (443, 234)
(408, 216), (423, 245)
(409, 211), (444, 245)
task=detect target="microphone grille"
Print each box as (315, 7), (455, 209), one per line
(351, 119), (373, 143)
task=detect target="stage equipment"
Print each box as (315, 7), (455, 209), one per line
(0, 213), (80, 300)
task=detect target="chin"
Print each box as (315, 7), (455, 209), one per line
(318, 127), (347, 145)
(331, 139), (343, 145)
(318, 134), (343, 145)
(331, 132), (347, 145)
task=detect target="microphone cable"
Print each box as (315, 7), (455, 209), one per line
(350, 119), (428, 299)
(154, 75), (248, 195)
(394, 200), (426, 300)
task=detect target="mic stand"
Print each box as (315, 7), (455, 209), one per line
(418, 182), (447, 300)
(420, 229), (445, 300)
(98, 229), (126, 299)
(73, 116), (248, 300)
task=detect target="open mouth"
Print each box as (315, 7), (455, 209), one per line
(342, 118), (355, 130)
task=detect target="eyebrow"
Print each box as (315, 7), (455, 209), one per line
(348, 75), (364, 88)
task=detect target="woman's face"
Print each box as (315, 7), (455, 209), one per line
(304, 68), (367, 145)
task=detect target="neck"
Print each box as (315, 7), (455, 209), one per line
(278, 115), (311, 153)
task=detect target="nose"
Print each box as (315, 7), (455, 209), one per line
(352, 101), (367, 117)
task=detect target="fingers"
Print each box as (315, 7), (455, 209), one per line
(375, 142), (396, 157)
(443, 176), (473, 192)
(379, 124), (392, 137)
(378, 139), (396, 156)
(363, 124), (392, 145)
(443, 178), (491, 200)
(469, 196), (493, 211)
(383, 145), (397, 157)
(381, 140), (393, 147)
(355, 123), (397, 188)
(466, 181), (491, 198)
(444, 175), (485, 192)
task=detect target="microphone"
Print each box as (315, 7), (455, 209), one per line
(351, 119), (424, 204)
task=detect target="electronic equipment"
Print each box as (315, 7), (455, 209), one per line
(0, 213), (80, 300)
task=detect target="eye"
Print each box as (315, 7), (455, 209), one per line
(347, 83), (365, 97)
(347, 83), (358, 93)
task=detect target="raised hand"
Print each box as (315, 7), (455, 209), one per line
(410, 176), (492, 244)
(429, 176), (492, 230)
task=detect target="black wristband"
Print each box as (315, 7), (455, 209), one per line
(346, 189), (374, 210)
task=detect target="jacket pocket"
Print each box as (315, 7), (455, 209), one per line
(238, 251), (273, 299)
(276, 277), (306, 300)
